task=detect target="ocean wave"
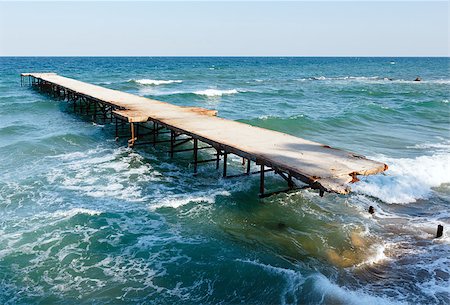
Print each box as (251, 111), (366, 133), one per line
(236, 259), (304, 305)
(193, 89), (239, 97)
(130, 79), (183, 85)
(312, 273), (406, 305)
(297, 76), (450, 84)
(237, 259), (404, 305)
(149, 190), (230, 210)
(139, 88), (243, 97)
(47, 147), (162, 202)
(298, 76), (383, 82)
(407, 139), (450, 152)
(353, 152), (450, 204)
(51, 208), (102, 218)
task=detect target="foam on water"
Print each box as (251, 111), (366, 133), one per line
(237, 259), (405, 305)
(149, 189), (231, 211)
(51, 208), (102, 218)
(297, 76), (450, 84)
(355, 243), (389, 267)
(130, 79), (183, 85)
(311, 273), (407, 305)
(193, 88), (239, 97)
(353, 152), (450, 204)
(236, 259), (304, 305)
(47, 146), (162, 202)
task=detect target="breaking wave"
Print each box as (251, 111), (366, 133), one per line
(130, 79), (183, 85)
(297, 76), (450, 84)
(354, 152), (450, 204)
(193, 89), (239, 97)
(237, 259), (405, 305)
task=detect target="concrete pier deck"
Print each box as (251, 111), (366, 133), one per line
(21, 72), (388, 197)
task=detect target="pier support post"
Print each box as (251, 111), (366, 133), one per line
(223, 152), (228, 177)
(128, 122), (136, 147)
(170, 130), (175, 158)
(193, 138), (198, 174)
(93, 102), (97, 122)
(246, 159), (251, 174)
(114, 117), (119, 140)
(288, 173), (294, 189)
(152, 122), (157, 146)
(259, 164), (265, 197)
(215, 149), (220, 169)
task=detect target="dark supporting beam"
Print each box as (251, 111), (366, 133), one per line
(224, 168), (273, 179)
(170, 130), (175, 158)
(115, 117), (119, 140)
(128, 122), (136, 147)
(223, 152), (228, 177)
(215, 148), (220, 169)
(259, 164), (265, 197)
(152, 122), (157, 145)
(193, 138), (198, 174)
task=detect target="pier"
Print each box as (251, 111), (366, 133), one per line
(21, 73), (388, 198)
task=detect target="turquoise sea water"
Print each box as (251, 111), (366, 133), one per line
(0, 57), (449, 304)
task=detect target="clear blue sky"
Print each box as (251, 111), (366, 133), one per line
(0, 1), (448, 56)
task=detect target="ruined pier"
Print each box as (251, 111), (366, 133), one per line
(21, 73), (388, 197)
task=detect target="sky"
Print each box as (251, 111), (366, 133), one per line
(0, 1), (448, 56)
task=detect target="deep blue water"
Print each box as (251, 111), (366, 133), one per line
(0, 57), (449, 304)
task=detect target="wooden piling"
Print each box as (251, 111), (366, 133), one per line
(436, 225), (443, 238)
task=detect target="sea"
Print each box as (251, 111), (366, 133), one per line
(0, 57), (449, 305)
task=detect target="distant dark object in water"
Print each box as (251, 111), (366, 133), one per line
(414, 77), (422, 82)
(436, 224), (444, 238)
(277, 222), (287, 229)
(368, 206), (375, 214)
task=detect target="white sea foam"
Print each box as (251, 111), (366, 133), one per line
(355, 243), (389, 267)
(132, 79), (183, 85)
(149, 190), (230, 210)
(303, 76), (381, 81)
(237, 259), (404, 305)
(52, 208), (102, 218)
(354, 153), (450, 204)
(297, 76), (450, 84)
(193, 89), (239, 97)
(47, 147), (162, 202)
(407, 140), (450, 151)
(312, 274), (406, 305)
(236, 259), (304, 305)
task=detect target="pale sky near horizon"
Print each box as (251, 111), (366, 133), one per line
(0, 1), (448, 56)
